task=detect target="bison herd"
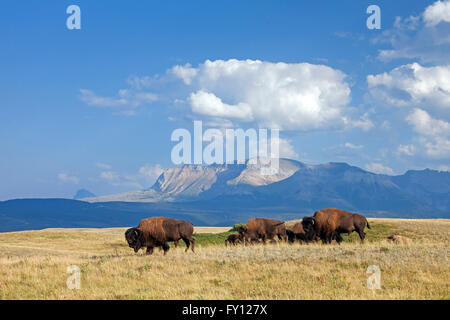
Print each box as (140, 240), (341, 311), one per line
(125, 208), (371, 255)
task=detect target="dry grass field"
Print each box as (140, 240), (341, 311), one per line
(0, 218), (448, 300)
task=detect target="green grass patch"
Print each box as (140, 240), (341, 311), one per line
(192, 224), (245, 246)
(193, 231), (238, 246)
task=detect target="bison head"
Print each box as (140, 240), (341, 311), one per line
(301, 216), (317, 240)
(237, 225), (248, 237)
(125, 227), (144, 253)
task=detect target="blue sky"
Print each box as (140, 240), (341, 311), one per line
(1, 0), (450, 200)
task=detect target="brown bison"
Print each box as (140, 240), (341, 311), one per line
(287, 221), (317, 243)
(238, 218), (287, 244)
(302, 208), (370, 244)
(125, 216), (195, 255)
(225, 233), (243, 246)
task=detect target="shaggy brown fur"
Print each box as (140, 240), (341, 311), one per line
(287, 221), (317, 243)
(303, 208), (370, 244)
(292, 222), (305, 234)
(125, 217), (195, 255)
(238, 218), (287, 244)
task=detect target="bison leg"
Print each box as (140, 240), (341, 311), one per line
(357, 228), (366, 244)
(182, 237), (190, 252)
(321, 232), (329, 244)
(182, 237), (195, 252)
(261, 235), (267, 245)
(334, 232), (343, 244)
(146, 247), (154, 255)
(324, 232), (334, 244)
(162, 242), (170, 255)
(174, 240), (179, 248)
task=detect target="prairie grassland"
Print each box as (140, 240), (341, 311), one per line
(0, 219), (448, 300)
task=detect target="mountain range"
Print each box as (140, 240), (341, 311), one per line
(0, 159), (449, 232)
(84, 158), (450, 215)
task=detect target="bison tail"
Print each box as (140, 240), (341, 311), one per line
(366, 219), (371, 229)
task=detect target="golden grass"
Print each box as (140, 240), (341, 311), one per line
(0, 218), (448, 300)
(194, 227), (231, 234)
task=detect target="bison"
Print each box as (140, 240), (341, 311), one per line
(225, 233), (243, 246)
(287, 221), (317, 243)
(302, 208), (370, 244)
(238, 218), (287, 244)
(125, 216), (195, 255)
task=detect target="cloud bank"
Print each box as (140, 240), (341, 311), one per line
(171, 59), (370, 131)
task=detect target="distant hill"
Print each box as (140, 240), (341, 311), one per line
(0, 159), (449, 232)
(73, 189), (96, 200)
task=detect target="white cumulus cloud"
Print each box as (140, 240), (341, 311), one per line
(406, 108), (450, 136)
(171, 59), (368, 131)
(404, 108), (450, 158)
(171, 63), (198, 85)
(368, 63), (450, 114)
(423, 0), (450, 26)
(189, 90), (253, 120)
(375, 0), (450, 64)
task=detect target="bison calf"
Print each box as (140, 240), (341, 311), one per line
(225, 233), (243, 246)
